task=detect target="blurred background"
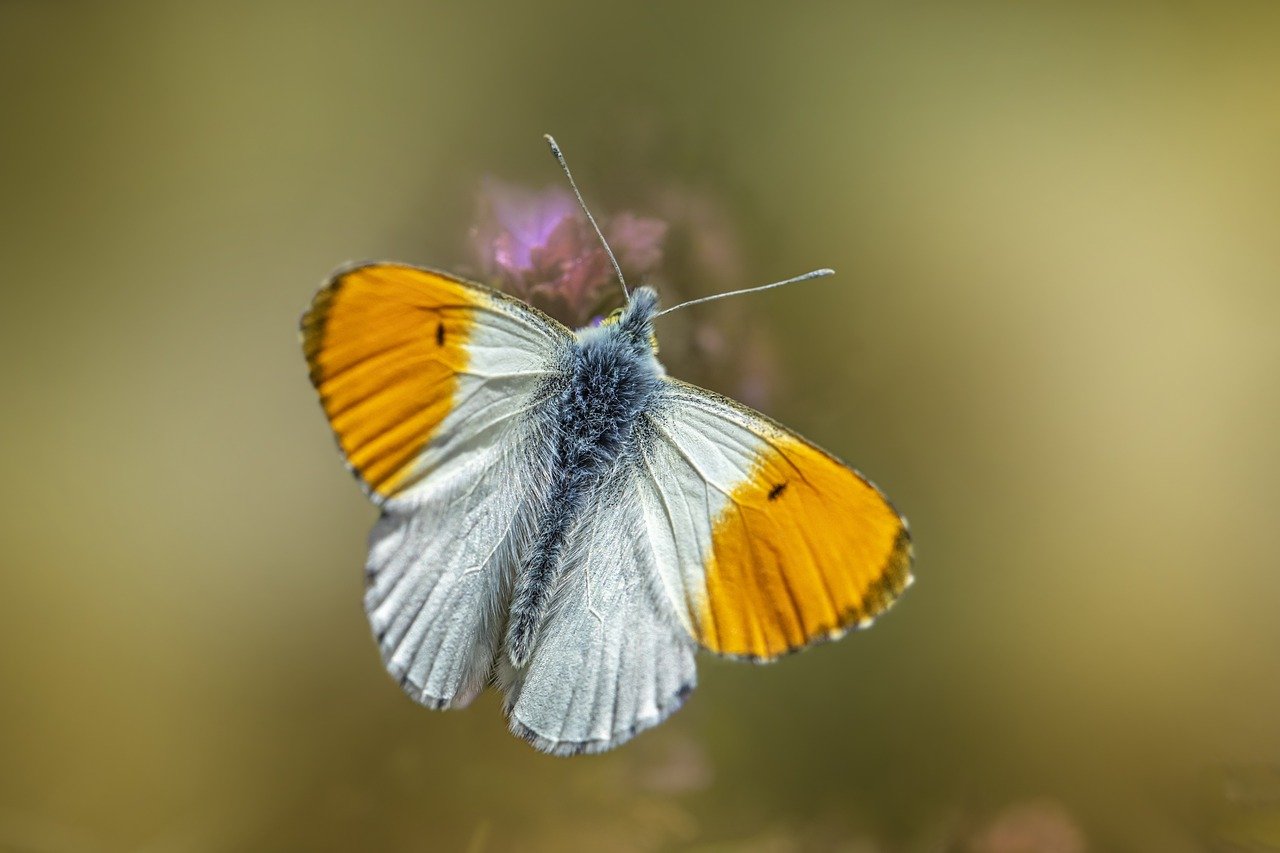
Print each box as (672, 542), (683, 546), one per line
(3, 1), (1279, 850)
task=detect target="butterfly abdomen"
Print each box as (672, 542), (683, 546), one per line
(505, 289), (663, 667)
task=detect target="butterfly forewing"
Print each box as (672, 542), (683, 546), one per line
(302, 263), (571, 504)
(640, 379), (913, 661)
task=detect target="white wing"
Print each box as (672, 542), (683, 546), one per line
(635, 379), (913, 662)
(365, 416), (555, 708)
(499, 459), (699, 755)
(303, 263), (571, 707)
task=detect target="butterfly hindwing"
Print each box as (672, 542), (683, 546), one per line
(499, 458), (698, 755)
(638, 379), (913, 661)
(364, 416), (555, 709)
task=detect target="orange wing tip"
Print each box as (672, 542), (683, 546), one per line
(702, 523), (914, 664)
(824, 525), (914, 633)
(301, 264), (481, 501)
(861, 526), (915, 616)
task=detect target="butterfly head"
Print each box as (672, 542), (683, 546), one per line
(621, 286), (660, 353)
(589, 285), (660, 354)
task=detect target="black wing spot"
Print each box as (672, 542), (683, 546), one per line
(768, 482), (788, 501)
(435, 322), (446, 346)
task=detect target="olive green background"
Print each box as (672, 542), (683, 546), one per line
(3, 2), (1279, 850)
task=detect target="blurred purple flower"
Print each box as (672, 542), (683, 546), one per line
(466, 176), (781, 411)
(470, 178), (666, 327)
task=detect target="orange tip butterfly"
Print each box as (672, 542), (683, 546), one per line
(300, 136), (913, 755)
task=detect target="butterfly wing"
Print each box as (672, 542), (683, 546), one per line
(499, 376), (910, 753)
(303, 262), (572, 707)
(635, 378), (913, 661)
(499, 458), (699, 755)
(302, 262), (571, 506)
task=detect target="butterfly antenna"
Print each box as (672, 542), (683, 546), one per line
(655, 268), (835, 317)
(543, 134), (629, 299)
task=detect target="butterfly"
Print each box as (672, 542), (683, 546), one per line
(300, 140), (913, 756)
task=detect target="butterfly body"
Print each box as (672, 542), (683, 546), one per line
(507, 286), (664, 667)
(303, 263), (912, 755)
